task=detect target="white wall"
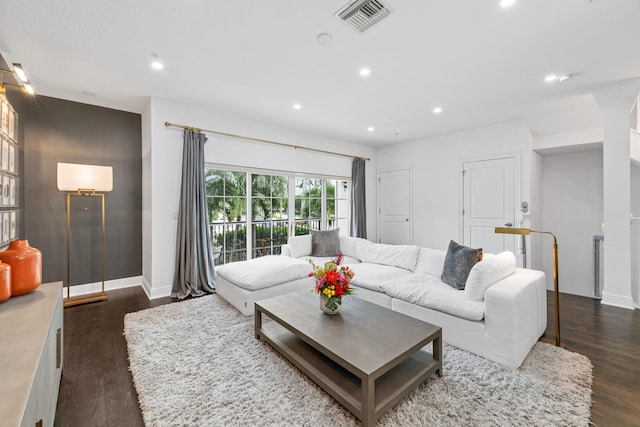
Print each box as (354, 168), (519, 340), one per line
(141, 100), (152, 290)
(142, 98), (377, 297)
(632, 130), (640, 163)
(376, 120), (532, 251)
(631, 162), (640, 218)
(541, 150), (603, 297)
(529, 150), (544, 271)
(533, 131), (640, 302)
(532, 128), (603, 152)
(630, 161), (640, 306)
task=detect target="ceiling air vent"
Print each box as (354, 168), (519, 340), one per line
(335, 0), (391, 32)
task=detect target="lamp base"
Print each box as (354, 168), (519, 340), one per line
(64, 292), (108, 308)
(539, 336), (566, 349)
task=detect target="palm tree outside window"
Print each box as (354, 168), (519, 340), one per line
(206, 166), (350, 265)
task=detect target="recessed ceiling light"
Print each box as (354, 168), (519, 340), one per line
(151, 53), (164, 70)
(293, 103), (302, 110)
(367, 126), (375, 132)
(545, 73), (578, 83)
(500, 0), (516, 7)
(316, 32), (333, 45)
(360, 68), (371, 77)
(433, 106), (443, 114)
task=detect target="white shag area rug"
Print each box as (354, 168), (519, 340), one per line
(124, 295), (592, 427)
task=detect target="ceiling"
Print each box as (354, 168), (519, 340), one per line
(0, 0), (639, 147)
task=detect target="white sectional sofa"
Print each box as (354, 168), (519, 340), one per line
(215, 234), (547, 369)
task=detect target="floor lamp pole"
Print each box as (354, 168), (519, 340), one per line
(539, 231), (561, 347)
(552, 238), (560, 347)
(64, 190), (108, 307)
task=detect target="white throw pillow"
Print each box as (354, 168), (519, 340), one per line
(339, 235), (360, 259)
(354, 239), (420, 271)
(464, 251), (516, 301)
(414, 247), (446, 277)
(288, 234), (312, 258)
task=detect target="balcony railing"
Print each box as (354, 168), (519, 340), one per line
(210, 221), (247, 265)
(209, 219), (329, 265)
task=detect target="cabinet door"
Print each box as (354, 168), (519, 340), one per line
(21, 291), (63, 427)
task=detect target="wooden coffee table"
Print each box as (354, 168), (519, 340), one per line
(255, 292), (442, 427)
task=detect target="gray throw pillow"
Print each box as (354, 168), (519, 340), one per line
(441, 240), (483, 290)
(311, 229), (340, 257)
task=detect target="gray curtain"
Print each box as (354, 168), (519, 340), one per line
(172, 129), (216, 299)
(350, 158), (367, 238)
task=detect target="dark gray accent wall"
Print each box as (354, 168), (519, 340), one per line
(7, 91), (142, 286)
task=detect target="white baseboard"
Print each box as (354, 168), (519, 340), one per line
(65, 276), (173, 301)
(601, 291), (635, 310)
(140, 276), (172, 300)
(64, 276), (143, 298)
(141, 276), (151, 298)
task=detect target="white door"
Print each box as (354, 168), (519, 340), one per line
(378, 168), (412, 244)
(463, 157), (516, 254)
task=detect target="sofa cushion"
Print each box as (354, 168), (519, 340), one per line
(346, 263), (413, 292)
(380, 274), (485, 321)
(216, 255), (312, 291)
(288, 234), (312, 258)
(354, 239), (420, 271)
(465, 251), (516, 301)
(339, 235), (361, 259)
(311, 229), (340, 256)
(414, 247), (446, 277)
(441, 240), (483, 290)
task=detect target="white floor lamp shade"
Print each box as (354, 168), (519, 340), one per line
(57, 163), (113, 192)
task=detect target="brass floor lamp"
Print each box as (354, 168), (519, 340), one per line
(57, 163), (113, 307)
(494, 227), (562, 347)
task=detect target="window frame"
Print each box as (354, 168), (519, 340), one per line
(205, 163), (350, 264)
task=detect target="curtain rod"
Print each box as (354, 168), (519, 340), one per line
(164, 121), (370, 161)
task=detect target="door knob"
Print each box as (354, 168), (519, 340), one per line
(504, 223), (513, 227)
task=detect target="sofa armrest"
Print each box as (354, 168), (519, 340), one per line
(484, 268), (547, 350)
(281, 244), (293, 257)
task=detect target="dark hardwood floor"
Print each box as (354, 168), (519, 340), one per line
(54, 288), (173, 427)
(54, 286), (639, 427)
(542, 292), (640, 427)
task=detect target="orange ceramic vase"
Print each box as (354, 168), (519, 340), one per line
(0, 261), (10, 302)
(0, 240), (42, 297)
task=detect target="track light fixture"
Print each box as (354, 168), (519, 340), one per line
(0, 63), (35, 95)
(12, 64), (27, 83)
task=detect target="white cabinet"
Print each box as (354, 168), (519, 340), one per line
(0, 282), (63, 427)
